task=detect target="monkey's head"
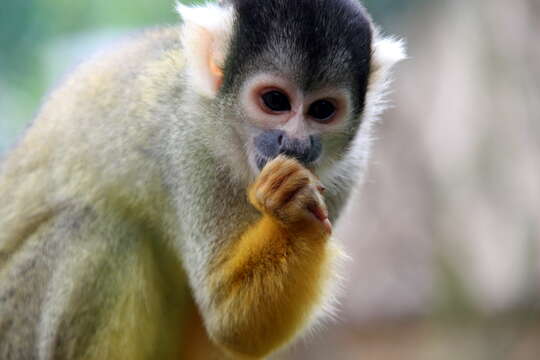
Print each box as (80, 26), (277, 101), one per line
(178, 0), (405, 182)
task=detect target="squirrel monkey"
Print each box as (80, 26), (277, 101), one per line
(0, 0), (405, 359)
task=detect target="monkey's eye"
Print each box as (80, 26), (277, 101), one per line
(308, 100), (336, 122)
(261, 90), (291, 112)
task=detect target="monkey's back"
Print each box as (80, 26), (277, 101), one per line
(0, 26), (187, 253)
(0, 27), (195, 359)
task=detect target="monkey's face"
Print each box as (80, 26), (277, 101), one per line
(210, 0), (373, 179)
(180, 0), (404, 190)
(181, 0), (378, 181)
(237, 73), (355, 174)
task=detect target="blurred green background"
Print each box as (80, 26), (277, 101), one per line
(1, 0), (539, 359)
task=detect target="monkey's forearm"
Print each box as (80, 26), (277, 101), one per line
(202, 157), (336, 359)
(208, 215), (331, 359)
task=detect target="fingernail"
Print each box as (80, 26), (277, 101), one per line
(323, 218), (333, 235)
(310, 204), (327, 222)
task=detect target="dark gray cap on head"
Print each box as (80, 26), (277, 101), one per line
(221, 0), (373, 117)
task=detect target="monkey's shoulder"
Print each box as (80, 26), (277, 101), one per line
(46, 26), (186, 107)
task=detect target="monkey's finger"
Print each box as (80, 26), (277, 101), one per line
(306, 187), (332, 234)
(265, 162), (303, 193)
(268, 170), (310, 207)
(307, 202), (332, 235)
(257, 155), (298, 186)
(257, 168), (304, 210)
(323, 219), (332, 234)
(308, 200), (328, 222)
(282, 185), (332, 234)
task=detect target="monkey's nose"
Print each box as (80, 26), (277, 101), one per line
(279, 134), (321, 164)
(254, 130), (322, 167)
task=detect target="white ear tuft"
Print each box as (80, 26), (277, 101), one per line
(372, 37), (407, 72)
(177, 2), (232, 34)
(177, 2), (234, 98)
(361, 35), (406, 129)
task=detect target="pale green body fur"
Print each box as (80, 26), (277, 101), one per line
(0, 28), (198, 359)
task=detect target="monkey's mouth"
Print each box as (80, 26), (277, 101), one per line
(253, 152), (318, 172)
(255, 153), (270, 171)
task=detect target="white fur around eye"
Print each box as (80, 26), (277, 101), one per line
(240, 74), (300, 128)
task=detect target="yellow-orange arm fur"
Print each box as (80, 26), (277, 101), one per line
(205, 157), (336, 359)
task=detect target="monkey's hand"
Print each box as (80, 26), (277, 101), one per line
(248, 155), (332, 236)
(206, 156), (339, 359)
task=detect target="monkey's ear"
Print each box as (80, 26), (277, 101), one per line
(371, 36), (407, 75)
(177, 3), (234, 98)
